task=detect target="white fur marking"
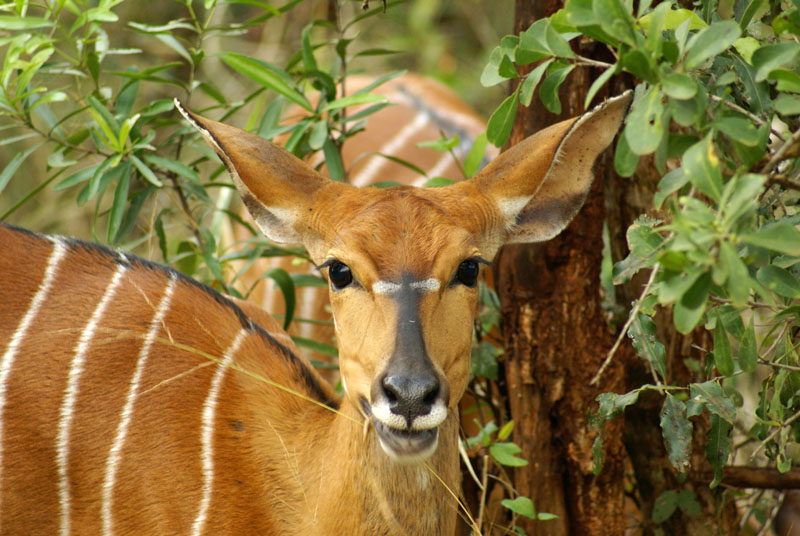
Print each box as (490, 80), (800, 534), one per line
(497, 196), (531, 228)
(373, 278), (440, 295)
(191, 328), (247, 536)
(57, 264), (126, 536)
(371, 399), (447, 431)
(409, 278), (440, 292)
(372, 281), (402, 294)
(102, 275), (177, 536)
(351, 112), (430, 187)
(0, 238), (66, 518)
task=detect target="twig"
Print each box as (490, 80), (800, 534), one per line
(694, 466), (800, 489)
(751, 405), (800, 461)
(763, 127), (800, 175)
(476, 454), (490, 531)
(591, 264), (660, 386)
(709, 94), (768, 127)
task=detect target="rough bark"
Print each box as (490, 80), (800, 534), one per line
(497, 3), (741, 536)
(493, 3), (630, 535)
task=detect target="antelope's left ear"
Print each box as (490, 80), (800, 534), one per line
(468, 91), (632, 246)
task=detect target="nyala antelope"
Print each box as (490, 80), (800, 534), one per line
(0, 89), (631, 534)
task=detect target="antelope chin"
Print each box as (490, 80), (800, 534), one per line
(374, 420), (439, 464)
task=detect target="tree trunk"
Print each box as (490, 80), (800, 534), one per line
(494, 3), (630, 535)
(497, 3), (740, 535)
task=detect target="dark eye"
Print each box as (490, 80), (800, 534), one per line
(328, 261), (353, 290)
(455, 259), (479, 287)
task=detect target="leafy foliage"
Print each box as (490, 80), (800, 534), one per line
(483, 0), (800, 528)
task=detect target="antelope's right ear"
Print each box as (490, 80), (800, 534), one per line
(463, 91), (632, 254)
(175, 100), (330, 244)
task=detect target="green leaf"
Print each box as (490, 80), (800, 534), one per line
(652, 490), (678, 523)
(677, 489), (701, 516)
(770, 69), (800, 93)
(775, 94), (800, 115)
(107, 161), (131, 243)
(498, 420), (515, 441)
(684, 21), (741, 70)
(757, 265), (800, 299)
(682, 134), (722, 202)
(629, 313), (666, 380)
(292, 336), (339, 358)
(622, 49), (654, 81)
(624, 86), (664, 155)
(143, 154), (200, 183)
(308, 120), (328, 151)
(713, 309), (734, 376)
(266, 268), (295, 330)
(519, 59), (553, 107)
(614, 131), (639, 177)
(321, 93), (387, 112)
(130, 154), (163, 187)
(539, 64), (575, 115)
(752, 42), (800, 81)
(738, 316), (757, 373)
(471, 340), (500, 381)
(584, 62), (618, 108)
(662, 73), (697, 99)
(501, 496), (536, 519)
(463, 133), (488, 178)
(490, 442), (529, 467)
(673, 272), (710, 334)
(706, 414), (733, 488)
(713, 117), (760, 146)
(741, 222), (800, 256)
(0, 142), (42, 195)
(592, 0), (638, 46)
(0, 15), (52, 30)
(481, 47), (512, 87)
(221, 53), (313, 112)
(690, 381), (736, 421)
(487, 91), (519, 148)
(660, 394), (692, 473)
(322, 138), (344, 182)
(654, 168), (688, 209)
(719, 242), (751, 305)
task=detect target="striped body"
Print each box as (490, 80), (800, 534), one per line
(231, 74), (498, 366)
(0, 223), (357, 535)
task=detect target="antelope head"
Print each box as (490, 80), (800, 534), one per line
(176, 91), (631, 464)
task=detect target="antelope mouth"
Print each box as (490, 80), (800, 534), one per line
(374, 420), (439, 463)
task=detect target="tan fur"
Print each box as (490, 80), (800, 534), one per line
(0, 91), (630, 535)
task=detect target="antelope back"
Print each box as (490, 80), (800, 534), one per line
(0, 223), (336, 534)
(226, 74), (498, 369)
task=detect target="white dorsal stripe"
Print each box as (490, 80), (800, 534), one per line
(191, 328), (247, 536)
(102, 274), (177, 536)
(0, 238), (67, 521)
(350, 112), (430, 187)
(57, 263), (127, 536)
(372, 278), (440, 294)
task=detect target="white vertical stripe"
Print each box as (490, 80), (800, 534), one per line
(0, 238), (67, 517)
(101, 274), (177, 536)
(190, 328), (247, 536)
(350, 112), (430, 187)
(57, 264), (127, 536)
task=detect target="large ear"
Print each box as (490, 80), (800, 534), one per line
(175, 100), (330, 244)
(466, 91), (632, 245)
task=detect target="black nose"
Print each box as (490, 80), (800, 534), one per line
(382, 374), (440, 425)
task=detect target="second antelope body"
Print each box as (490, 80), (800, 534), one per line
(0, 91), (630, 535)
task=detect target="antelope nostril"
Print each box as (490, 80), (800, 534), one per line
(382, 374), (440, 420)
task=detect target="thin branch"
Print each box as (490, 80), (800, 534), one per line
(591, 264), (660, 386)
(694, 466), (800, 489)
(763, 126), (800, 175)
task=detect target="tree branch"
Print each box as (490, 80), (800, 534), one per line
(693, 466), (800, 489)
